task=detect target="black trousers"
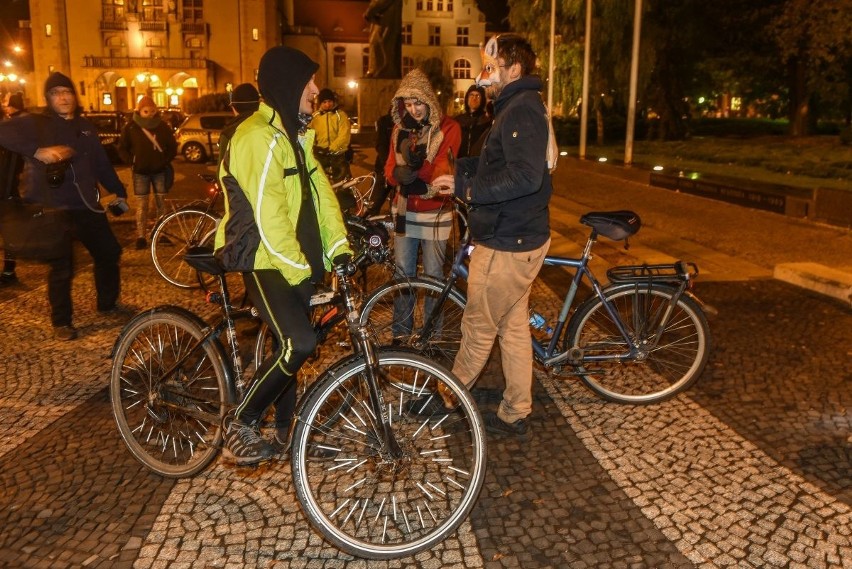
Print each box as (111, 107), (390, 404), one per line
(238, 270), (316, 428)
(48, 209), (122, 327)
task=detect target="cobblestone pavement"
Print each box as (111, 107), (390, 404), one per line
(0, 159), (849, 568)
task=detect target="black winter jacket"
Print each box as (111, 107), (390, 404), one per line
(118, 118), (177, 174)
(455, 76), (551, 252)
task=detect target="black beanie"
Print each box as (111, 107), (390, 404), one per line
(44, 72), (75, 97)
(7, 93), (24, 111)
(230, 82), (260, 114)
(257, 46), (318, 140)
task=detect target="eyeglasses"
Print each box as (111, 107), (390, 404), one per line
(48, 88), (74, 98)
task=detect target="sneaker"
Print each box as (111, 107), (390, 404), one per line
(221, 414), (275, 466)
(135, 237), (147, 250)
(405, 394), (457, 417)
(483, 411), (530, 440)
(0, 272), (18, 287)
(53, 325), (79, 341)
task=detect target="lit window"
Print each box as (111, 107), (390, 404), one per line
(333, 47), (346, 78)
(452, 59), (471, 79)
(252, 28), (259, 41)
(45, 24), (52, 37)
(456, 26), (469, 46)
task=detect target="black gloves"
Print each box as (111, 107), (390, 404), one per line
(401, 178), (428, 196)
(333, 253), (356, 277)
(402, 143), (426, 170)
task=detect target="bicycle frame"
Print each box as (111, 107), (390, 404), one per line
(413, 229), (695, 370)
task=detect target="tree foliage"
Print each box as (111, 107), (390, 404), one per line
(506, 0), (852, 139)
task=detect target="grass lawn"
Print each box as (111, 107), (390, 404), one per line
(566, 135), (852, 192)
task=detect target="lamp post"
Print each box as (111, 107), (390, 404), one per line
(164, 87), (184, 109)
(135, 71), (160, 103)
(347, 79), (360, 133)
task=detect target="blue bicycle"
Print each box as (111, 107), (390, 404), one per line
(358, 210), (712, 404)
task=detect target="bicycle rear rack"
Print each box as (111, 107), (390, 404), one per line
(607, 261), (699, 284)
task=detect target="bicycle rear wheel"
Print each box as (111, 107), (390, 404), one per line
(566, 283), (710, 404)
(110, 307), (230, 477)
(151, 208), (218, 288)
(291, 351), (486, 559)
(359, 278), (467, 369)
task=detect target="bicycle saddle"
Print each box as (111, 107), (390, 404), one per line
(183, 246), (225, 275)
(580, 210), (642, 241)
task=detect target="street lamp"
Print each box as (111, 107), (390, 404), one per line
(164, 87), (184, 108)
(347, 79), (360, 133)
(135, 71), (160, 101)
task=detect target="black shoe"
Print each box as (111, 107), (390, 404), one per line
(483, 411), (530, 440)
(53, 325), (79, 341)
(222, 415), (275, 466)
(405, 395), (456, 417)
(98, 303), (136, 317)
(0, 272), (18, 287)
(135, 237), (147, 250)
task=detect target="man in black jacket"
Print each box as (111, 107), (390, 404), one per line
(0, 92), (27, 285)
(433, 34), (552, 440)
(0, 72), (128, 340)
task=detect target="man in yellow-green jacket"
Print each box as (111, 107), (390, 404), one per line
(214, 46), (353, 465)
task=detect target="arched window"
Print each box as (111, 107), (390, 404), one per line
(452, 59), (471, 79)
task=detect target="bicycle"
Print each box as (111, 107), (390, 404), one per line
(150, 173), (221, 288)
(358, 209), (712, 405)
(332, 172), (380, 217)
(109, 250), (486, 559)
(150, 172), (389, 290)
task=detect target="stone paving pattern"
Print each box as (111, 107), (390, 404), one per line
(0, 158), (849, 568)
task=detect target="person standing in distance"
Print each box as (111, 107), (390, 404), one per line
(453, 84), (491, 159)
(0, 72), (128, 341)
(214, 47), (353, 465)
(118, 96), (177, 250)
(218, 82), (260, 160)
(309, 88), (352, 184)
(0, 92), (28, 286)
(432, 34), (553, 439)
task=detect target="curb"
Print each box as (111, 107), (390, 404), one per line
(774, 262), (852, 307)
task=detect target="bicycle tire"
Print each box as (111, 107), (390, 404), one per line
(151, 208), (219, 288)
(359, 277), (467, 369)
(291, 351), (486, 559)
(565, 283), (711, 404)
(110, 306), (230, 477)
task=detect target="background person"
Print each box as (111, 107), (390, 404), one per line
(309, 88), (351, 184)
(367, 109), (395, 216)
(0, 72), (128, 341)
(454, 84), (491, 159)
(218, 82), (260, 159)
(0, 92), (27, 286)
(384, 68), (460, 341)
(118, 96), (177, 249)
(432, 34), (553, 439)
(214, 46), (353, 465)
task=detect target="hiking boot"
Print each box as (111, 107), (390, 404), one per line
(405, 394), (457, 417)
(53, 325), (79, 341)
(135, 237), (147, 250)
(483, 411), (530, 440)
(221, 414), (275, 466)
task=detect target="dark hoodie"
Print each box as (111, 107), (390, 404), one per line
(454, 84), (491, 159)
(0, 72), (126, 209)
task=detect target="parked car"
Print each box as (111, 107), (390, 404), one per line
(84, 111), (128, 164)
(174, 112), (233, 163)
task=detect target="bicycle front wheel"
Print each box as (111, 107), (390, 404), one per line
(291, 351), (486, 559)
(566, 283), (710, 404)
(110, 307), (230, 477)
(359, 278), (467, 369)
(151, 208), (219, 288)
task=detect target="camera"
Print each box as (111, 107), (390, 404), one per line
(46, 160), (70, 188)
(108, 198), (129, 216)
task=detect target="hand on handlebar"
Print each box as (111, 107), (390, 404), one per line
(333, 254), (357, 277)
(431, 174), (455, 195)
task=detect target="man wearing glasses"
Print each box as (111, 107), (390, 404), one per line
(0, 72), (128, 340)
(433, 34), (553, 440)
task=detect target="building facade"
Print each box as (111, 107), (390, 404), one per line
(20, 0), (487, 120)
(27, 0), (281, 112)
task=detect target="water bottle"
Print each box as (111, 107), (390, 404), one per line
(529, 311), (553, 336)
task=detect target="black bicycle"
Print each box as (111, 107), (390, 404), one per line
(109, 249), (487, 559)
(358, 210), (712, 404)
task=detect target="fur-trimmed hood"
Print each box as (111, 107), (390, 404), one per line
(390, 69), (444, 163)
